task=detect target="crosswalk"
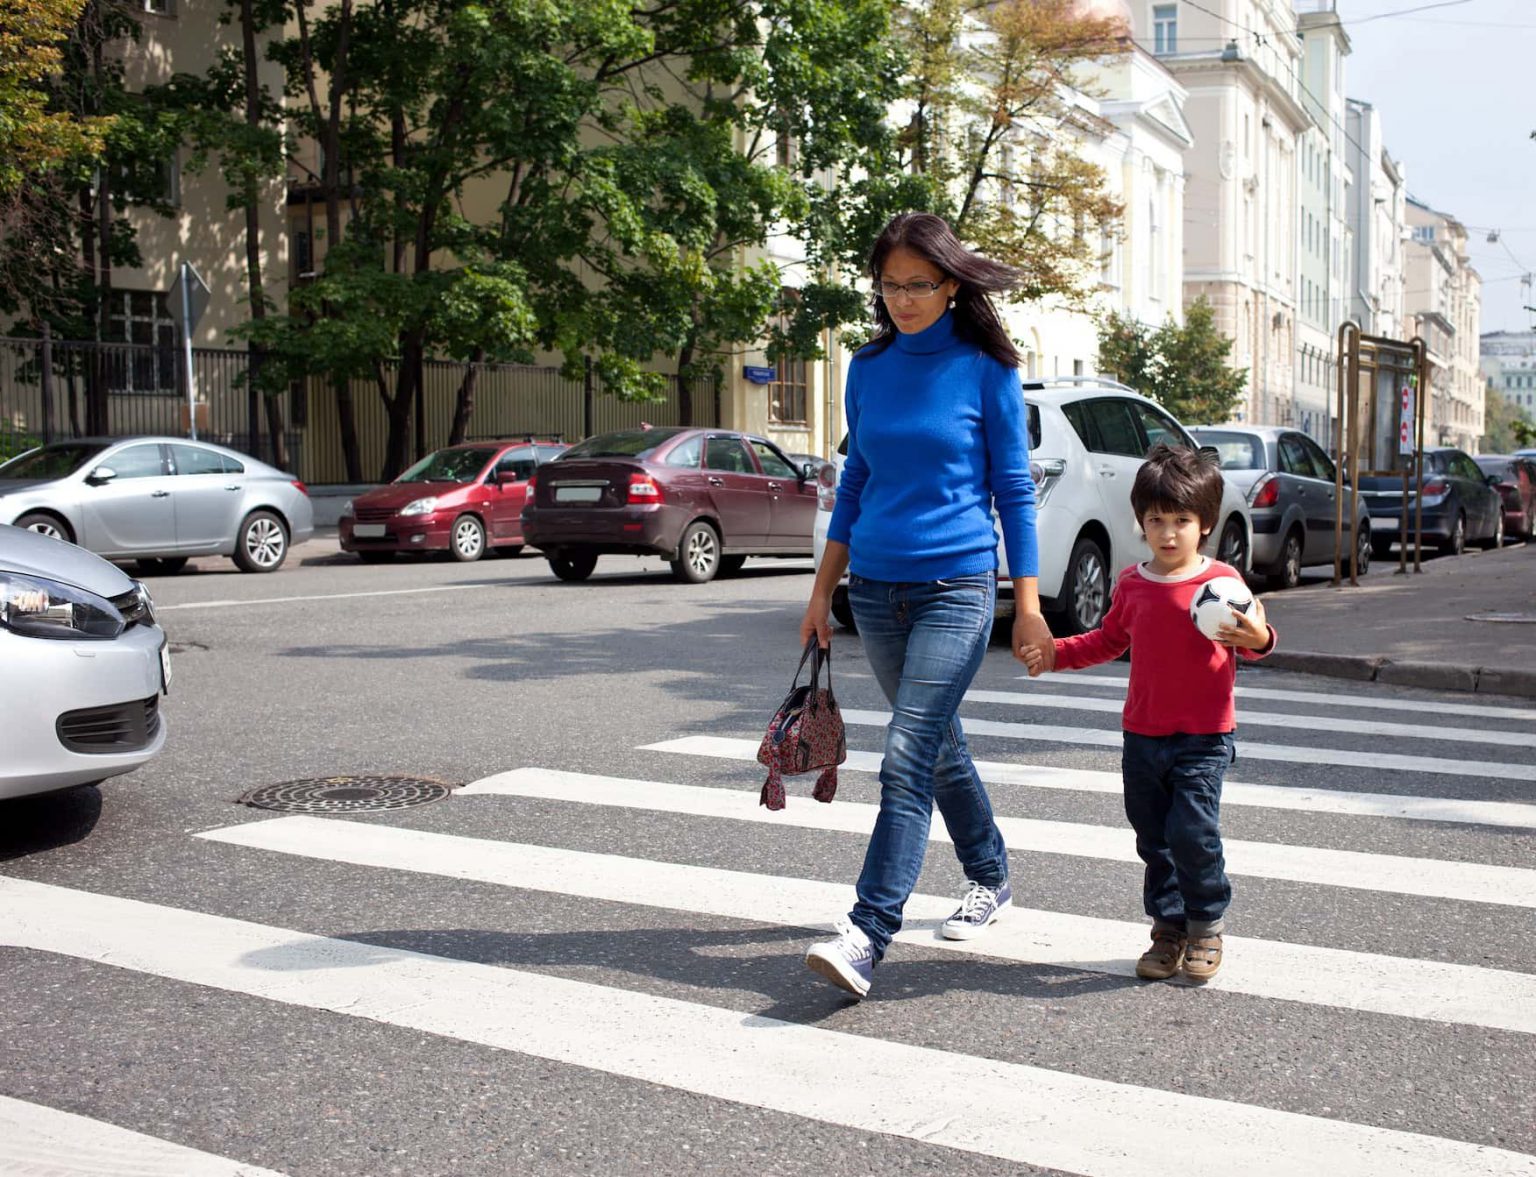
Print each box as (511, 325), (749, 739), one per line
(3, 667), (1534, 1175)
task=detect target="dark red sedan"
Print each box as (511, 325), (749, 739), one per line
(1475, 454), (1536, 540)
(521, 427), (820, 582)
(340, 439), (566, 562)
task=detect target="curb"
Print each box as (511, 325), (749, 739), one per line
(1260, 650), (1536, 701)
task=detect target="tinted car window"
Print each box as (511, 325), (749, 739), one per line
(1133, 402), (1192, 451)
(398, 447), (497, 483)
(494, 450), (537, 481)
(105, 444), (166, 480)
(663, 436), (702, 468)
(561, 428), (688, 460)
(536, 446), (566, 464)
(1474, 457), (1512, 481)
(1061, 401), (1097, 450)
(1278, 434), (1320, 479)
(172, 444), (239, 476)
(1193, 431), (1265, 470)
(1451, 452), (1483, 481)
(750, 441), (797, 478)
(704, 437), (755, 473)
(1299, 435), (1335, 481)
(0, 442), (110, 480)
(1083, 399), (1144, 457)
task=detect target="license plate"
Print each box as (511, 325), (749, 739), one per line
(353, 523), (387, 538)
(159, 642), (172, 695)
(1369, 516), (1399, 531)
(555, 486), (603, 503)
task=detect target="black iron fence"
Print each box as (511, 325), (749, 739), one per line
(0, 337), (717, 484)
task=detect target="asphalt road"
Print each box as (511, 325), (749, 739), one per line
(2, 538), (1533, 1176)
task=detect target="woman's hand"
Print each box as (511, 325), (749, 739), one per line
(1218, 597), (1270, 650)
(800, 593), (832, 650)
(1013, 609), (1054, 676)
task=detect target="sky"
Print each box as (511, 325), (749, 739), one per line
(1338, 0), (1536, 335)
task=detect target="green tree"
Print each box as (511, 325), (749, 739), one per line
(1097, 298), (1248, 424)
(1481, 382), (1534, 453)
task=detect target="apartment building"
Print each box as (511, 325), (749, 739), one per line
(1479, 330), (1536, 426)
(1405, 197), (1484, 450)
(1345, 99), (1408, 340)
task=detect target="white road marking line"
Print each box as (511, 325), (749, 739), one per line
(643, 735), (1536, 830)
(4, 878), (1532, 1177)
(1015, 672), (1536, 723)
(195, 815), (1536, 1036)
(842, 708), (1536, 784)
(461, 768), (1536, 909)
(965, 689), (1536, 749)
(157, 584), (493, 611)
(0, 1094), (288, 1177)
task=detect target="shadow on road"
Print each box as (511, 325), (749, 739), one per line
(0, 786), (103, 861)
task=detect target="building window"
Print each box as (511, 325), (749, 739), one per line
(1152, 4), (1177, 54)
(106, 290), (178, 395)
(767, 299), (808, 426)
(144, 0), (175, 13)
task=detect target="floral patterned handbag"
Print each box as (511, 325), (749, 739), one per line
(757, 637), (847, 810)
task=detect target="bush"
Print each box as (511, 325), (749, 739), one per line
(0, 428), (41, 463)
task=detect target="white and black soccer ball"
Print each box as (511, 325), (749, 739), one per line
(1189, 575), (1255, 640)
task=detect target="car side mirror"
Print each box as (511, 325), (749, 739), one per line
(799, 461), (819, 482)
(1487, 474), (1502, 487)
(86, 466), (117, 485)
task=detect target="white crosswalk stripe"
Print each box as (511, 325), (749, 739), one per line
(842, 708), (1536, 782)
(462, 767), (1536, 908)
(643, 735), (1536, 829)
(194, 815), (1536, 1035)
(4, 876), (1533, 1177)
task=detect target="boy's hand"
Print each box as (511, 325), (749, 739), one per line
(1013, 611), (1054, 676)
(1218, 597), (1269, 650)
(1021, 643), (1050, 676)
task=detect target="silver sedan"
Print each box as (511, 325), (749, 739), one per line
(0, 436), (313, 573)
(1, 523), (168, 800)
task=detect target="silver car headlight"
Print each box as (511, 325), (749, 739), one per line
(399, 496), (439, 516)
(0, 572), (126, 640)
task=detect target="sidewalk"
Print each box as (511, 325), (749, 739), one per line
(1255, 540), (1536, 699)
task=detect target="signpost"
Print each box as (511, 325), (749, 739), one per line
(1397, 378), (1415, 456)
(167, 261), (210, 440)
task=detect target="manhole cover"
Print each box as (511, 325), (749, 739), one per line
(237, 775), (456, 813)
(1465, 612), (1536, 625)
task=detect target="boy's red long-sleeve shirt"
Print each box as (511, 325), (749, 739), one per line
(1053, 559), (1276, 737)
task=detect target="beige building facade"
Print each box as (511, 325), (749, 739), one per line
(1404, 198), (1484, 451)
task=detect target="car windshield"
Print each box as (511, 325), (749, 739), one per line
(1194, 431), (1265, 470)
(1474, 457), (1511, 479)
(559, 428), (689, 460)
(396, 447), (497, 483)
(0, 442), (110, 480)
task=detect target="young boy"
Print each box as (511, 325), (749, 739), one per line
(1024, 444), (1275, 983)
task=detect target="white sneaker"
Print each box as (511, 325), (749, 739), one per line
(805, 917), (875, 998)
(941, 880), (1011, 940)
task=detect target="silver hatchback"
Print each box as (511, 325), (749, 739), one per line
(0, 437), (314, 574)
(1191, 425), (1372, 589)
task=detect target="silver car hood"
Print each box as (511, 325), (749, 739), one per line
(0, 523), (134, 596)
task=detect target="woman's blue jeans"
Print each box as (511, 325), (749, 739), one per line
(846, 571), (1008, 960)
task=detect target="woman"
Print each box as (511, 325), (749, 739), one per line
(799, 211), (1050, 999)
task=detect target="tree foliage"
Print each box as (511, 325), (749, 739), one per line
(1481, 383), (1535, 453)
(1097, 298), (1248, 425)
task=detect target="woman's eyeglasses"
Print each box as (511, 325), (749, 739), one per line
(876, 280), (945, 301)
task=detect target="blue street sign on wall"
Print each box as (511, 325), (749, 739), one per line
(743, 365), (776, 384)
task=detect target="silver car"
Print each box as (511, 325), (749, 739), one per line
(1190, 425), (1371, 589)
(1, 523), (169, 800)
(0, 436), (314, 574)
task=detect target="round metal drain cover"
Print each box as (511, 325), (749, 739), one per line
(237, 775), (456, 813)
(1465, 611), (1536, 625)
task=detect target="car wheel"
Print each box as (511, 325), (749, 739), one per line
(718, 555), (747, 577)
(1438, 511), (1466, 556)
(1062, 536), (1109, 634)
(1349, 525), (1372, 578)
(449, 514), (486, 562)
(358, 551), (396, 565)
(548, 551), (599, 582)
(233, 510), (288, 573)
(1216, 516), (1248, 572)
(1480, 512), (1505, 550)
(1269, 530), (1303, 590)
(831, 583), (857, 633)
(136, 556), (189, 575)
(14, 511), (72, 543)
(670, 520), (721, 584)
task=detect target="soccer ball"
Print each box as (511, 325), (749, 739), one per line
(1190, 576), (1255, 640)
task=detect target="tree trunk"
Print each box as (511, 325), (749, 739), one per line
(448, 348), (484, 445)
(334, 374), (361, 483)
(88, 26), (112, 437)
(380, 343), (418, 482)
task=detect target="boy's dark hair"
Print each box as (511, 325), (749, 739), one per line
(1131, 443), (1224, 533)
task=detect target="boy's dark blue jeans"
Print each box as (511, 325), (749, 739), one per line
(1121, 731), (1235, 935)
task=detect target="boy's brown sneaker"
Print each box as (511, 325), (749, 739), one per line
(1182, 933), (1223, 983)
(1135, 926), (1187, 980)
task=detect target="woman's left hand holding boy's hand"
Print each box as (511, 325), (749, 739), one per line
(1013, 610), (1054, 676)
(1218, 597), (1270, 650)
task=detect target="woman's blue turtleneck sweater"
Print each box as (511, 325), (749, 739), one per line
(826, 310), (1038, 583)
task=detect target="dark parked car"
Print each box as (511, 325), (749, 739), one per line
(1473, 455), (1536, 541)
(521, 427), (819, 583)
(1190, 425), (1371, 588)
(339, 439), (565, 563)
(1359, 446), (1503, 557)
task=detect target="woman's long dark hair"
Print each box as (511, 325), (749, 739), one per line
(860, 212), (1024, 368)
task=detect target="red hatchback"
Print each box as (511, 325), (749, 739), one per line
(521, 427), (820, 582)
(340, 440), (566, 562)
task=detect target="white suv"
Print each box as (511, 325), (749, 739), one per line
(813, 377), (1252, 633)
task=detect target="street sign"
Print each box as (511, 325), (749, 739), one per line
(743, 365), (776, 385)
(169, 262), (211, 440)
(1397, 380), (1415, 456)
